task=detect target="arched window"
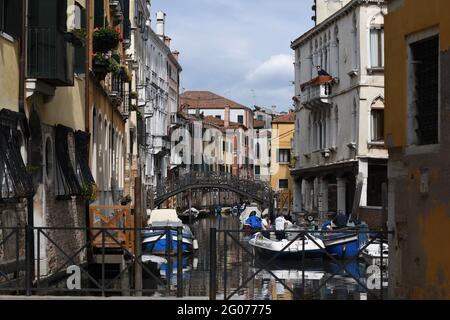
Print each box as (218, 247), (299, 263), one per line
(308, 115), (312, 153)
(104, 120), (108, 191)
(370, 97), (385, 142)
(351, 99), (358, 144)
(97, 114), (102, 190)
(352, 14), (358, 70)
(334, 25), (340, 77)
(370, 13), (384, 68)
(334, 105), (339, 148)
(92, 108), (97, 180)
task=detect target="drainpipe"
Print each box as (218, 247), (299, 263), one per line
(19, 0), (26, 114)
(20, 0), (35, 296)
(85, 0), (92, 248)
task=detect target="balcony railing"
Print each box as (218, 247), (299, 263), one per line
(300, 76), (333, 108)
(109, 73), (124, 106)
(27, 27), (74, 86)
(120, 92), (130, 119)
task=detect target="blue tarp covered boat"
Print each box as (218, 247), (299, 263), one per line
(142, 209), (198, 255)
(319, 215), (368, 259)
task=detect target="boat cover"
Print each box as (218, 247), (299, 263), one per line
(148, 209), (183, 227)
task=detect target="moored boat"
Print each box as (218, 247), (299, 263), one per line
(142, 209), (199, 255)
(361, 240), (389, 267)
(249, 232), (326, 259)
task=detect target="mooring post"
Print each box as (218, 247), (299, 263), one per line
(25, 196), (34, 296)
(209, 227), (217, 300)
(177, 226), (183, 297)
(134, 176), (143, 296)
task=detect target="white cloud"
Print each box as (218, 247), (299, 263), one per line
(245, 54), (294, 85)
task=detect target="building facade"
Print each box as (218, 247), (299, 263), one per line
(270, 113), (295, 215)
(385, 0), (450, 299)
(291, 0), (388, 222)
(253, 106), (277, 182)
(139, 10), (182, 198)
(181, 91), (255, 180)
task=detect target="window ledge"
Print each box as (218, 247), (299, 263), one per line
(368, 141), (385, 148)
(0, 32), (14, 43)
(405, 144), (440, 156)
(367, 67), (384, 74)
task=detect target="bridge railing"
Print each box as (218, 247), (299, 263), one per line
(150, 172), (273, 208)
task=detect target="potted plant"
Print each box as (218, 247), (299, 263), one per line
(119, 194), (132, 206)
(120, 65), (132, 82)
(130, 90), (138, 99)
(92, 52), (121, 81)
(64, 28), (86, 47)
(93, 26), (120, 53)
(81, 183), (98, 202)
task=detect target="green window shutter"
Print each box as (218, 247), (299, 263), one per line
(94, 0), (104, 28)
(0, 0), (4, 32)
(74, 7), (86, 74)
(4, 0), (20, 38)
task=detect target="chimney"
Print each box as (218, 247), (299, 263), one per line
(172, 50), (180, 61)
(164, 36), (172, 48)
(224, 106), (230, 128)
(156, 11), (166, 40)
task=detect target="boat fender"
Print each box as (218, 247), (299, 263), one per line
(193, 239), (199, 250)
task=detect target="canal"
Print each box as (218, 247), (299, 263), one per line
(143, 214), (388, 300)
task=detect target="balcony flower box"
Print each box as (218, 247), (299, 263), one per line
(93, 27), (120, 53)
(92, 52), (121, 81)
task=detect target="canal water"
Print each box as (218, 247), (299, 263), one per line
(143, 215), (388, 300)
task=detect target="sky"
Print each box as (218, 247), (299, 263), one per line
(151, 0), (314, 112)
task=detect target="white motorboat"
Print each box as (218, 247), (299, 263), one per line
(251, 268), (325, 281)
(249, 232), (326, 259)
(361, 241), (389, 267)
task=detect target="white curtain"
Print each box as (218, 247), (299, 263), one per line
(370, 29), (379, 67)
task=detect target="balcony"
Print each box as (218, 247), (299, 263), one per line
(300, 76), (333, 109)
(27, 27), (74, 87)
(109, 0), (124, 22)
(109, 73), (124, 106)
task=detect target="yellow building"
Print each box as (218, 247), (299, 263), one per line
(385, 0), (450, 299)
(270, 113), (295, 215)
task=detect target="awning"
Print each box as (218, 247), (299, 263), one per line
(0, 110), (34, 201)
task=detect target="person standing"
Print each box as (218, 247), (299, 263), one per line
(262, 214), (272, 239)
(275, 214), (288, 241)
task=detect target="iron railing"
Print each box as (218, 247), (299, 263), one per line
(0, 226), (186, 297)
(209, 228), (391, 300)
(151, 171), (273, 209)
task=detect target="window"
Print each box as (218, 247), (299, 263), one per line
(256, 142), (260, 159)
(370, 28), (384, 68)
(352, 14), (358, 70)
(277, 149), (290, 163)
(351, 100), (358, 144)
(237, 115), (244, 124)
(215, 115), (222, 120)
(410, 35), (439, 145)
(74, 3), (86, 74)
(94, 0), (105, 28)
(0, 0), (20, 38)
(257, 115), (263, 121)
(370, 98), (385, 142)
(279, 179), (289, 189)
(255, 165), (261, 175)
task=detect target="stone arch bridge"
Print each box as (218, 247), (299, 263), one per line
(148, 172), (274, 210)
